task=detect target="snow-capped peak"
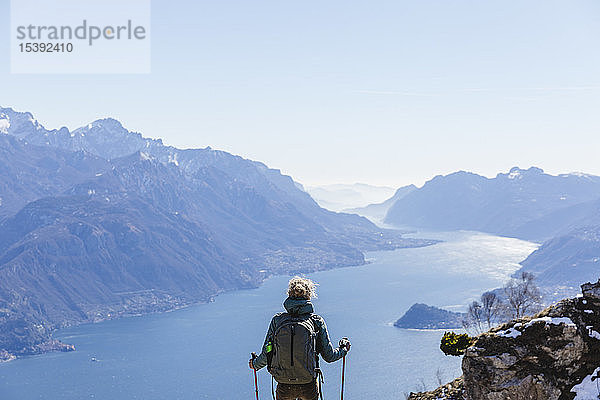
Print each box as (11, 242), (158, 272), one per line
(563, 172), (595, 179)
(74, 118), (127, 136)
(168, 152), (179, 166)
(90, 118), (124, 129)
(0, 115), (10, 134)
(28, 115), (42, 130)
(0, 107), (45, 136)
(501, 167), (545, 180)
(508, 169), (522, 180)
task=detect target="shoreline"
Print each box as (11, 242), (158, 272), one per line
(1, 236), (438, 364)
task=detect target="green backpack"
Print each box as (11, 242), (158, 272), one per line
(267, 313), (320, 384)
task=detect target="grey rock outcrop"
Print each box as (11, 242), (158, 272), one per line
(408, 378), (465, 400)
(582, 279), (600, 300)
(408, 279), (600, 400)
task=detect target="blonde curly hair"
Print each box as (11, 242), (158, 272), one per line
(287, 276), (318, 300)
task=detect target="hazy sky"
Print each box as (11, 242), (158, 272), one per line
(2, 0), (600, 187)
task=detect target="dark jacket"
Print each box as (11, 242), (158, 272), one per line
(253, 297), (347, 370)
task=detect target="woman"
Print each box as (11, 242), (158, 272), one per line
(249, 276), (351, 400)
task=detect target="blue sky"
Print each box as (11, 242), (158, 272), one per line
(1, 0), (600, 187)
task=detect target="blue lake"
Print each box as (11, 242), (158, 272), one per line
(0, 231), (537, 399)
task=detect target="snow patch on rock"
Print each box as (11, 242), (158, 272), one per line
(496, 317), (576, 340)
(497, 323), (523, 338)
(570, 367), (600, 399)
(525, 316), (576, 328)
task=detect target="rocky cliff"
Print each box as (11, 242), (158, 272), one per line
(409, 279), (600, 400)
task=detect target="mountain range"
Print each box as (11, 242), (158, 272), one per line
(0, 107), (434, 360)
(364, 167), (600, 300)
(3, 105), (598, 360)
(384, 167), (600, 240)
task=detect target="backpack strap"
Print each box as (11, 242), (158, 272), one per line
(309, 314), (321, 332)
(310, 314), (322, 354)
(266, 334), (274, 370)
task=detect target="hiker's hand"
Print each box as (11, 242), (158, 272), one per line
(249, 352), (257, 370)
(339, 338), (351, 352)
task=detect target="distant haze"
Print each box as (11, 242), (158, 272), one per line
(306, 183), (396, 212)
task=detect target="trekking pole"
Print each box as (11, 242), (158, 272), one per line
(339, 337), (349, 400)
(341, 354), (346, 400)
(251, 352), (259, 400)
